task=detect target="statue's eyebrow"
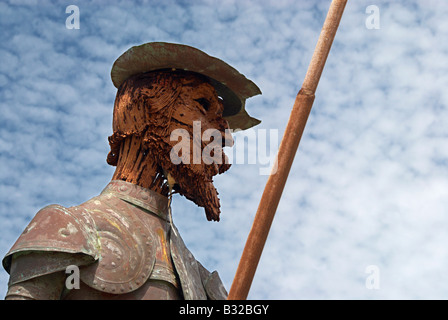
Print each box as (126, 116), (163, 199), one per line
(194, 97), (210, 112)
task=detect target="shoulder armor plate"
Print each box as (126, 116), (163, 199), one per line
(77, 194), (157, 294)
(2, 204), (100, 284)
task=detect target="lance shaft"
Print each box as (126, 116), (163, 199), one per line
(228, 0), (347, 300)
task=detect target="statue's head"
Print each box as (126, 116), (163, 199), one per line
(107, 43), (261, 221)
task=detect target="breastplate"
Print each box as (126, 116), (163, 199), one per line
(76, 181), (179, 295)
(4, 180), (227, 300)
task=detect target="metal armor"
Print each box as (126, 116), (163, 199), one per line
(2, 180), (227, 300)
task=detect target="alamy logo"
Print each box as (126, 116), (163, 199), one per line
(66, 5), (80, 30)
(65, 265), (80, 289)
(365, 265), (380, 289)
(365, 5), (380, 30)
(170, 121), (279, 176)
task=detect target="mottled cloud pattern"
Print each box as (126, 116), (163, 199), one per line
(1, 0), (448, 299)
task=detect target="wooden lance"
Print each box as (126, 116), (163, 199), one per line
(227, 0), (348, 300)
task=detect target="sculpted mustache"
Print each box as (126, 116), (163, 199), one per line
(169, 134), (231, 171)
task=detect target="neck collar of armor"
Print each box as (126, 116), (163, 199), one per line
(101, 180), (169, 221)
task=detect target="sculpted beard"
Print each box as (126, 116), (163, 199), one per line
(107, 71), (231, 221)
(149, 122), (231, 222)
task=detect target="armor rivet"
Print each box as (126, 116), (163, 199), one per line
(59, 229), (71, 237)
(141, 194), (149, 200)
(119, 185), (128, 192)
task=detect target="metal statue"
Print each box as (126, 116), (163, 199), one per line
(2, 42), (261, 300)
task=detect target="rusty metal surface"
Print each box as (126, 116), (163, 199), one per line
(104, 180), (169, 218)
(6, 271), (66, 300)
(78, 203), (156, 294)
(110, 42), (261, 130)
(3, 180), (228, 300)
(2, 204), (100, 275)
(198, 265), (228, 300)
(8, 252), (93, 287)
(78, 181), (178, 294)
(170, 224), (208, 300)
(102, 181), (179, 288)
(62, 278), (182, 300)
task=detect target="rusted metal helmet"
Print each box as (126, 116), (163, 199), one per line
(110, 42), (261, 130)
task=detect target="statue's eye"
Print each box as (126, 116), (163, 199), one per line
(195, 98), (210, 113)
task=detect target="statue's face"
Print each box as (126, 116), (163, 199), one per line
(169, 79), (234, 174)
(163, 74), (233, 221)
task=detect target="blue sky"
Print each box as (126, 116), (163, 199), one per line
(1, 0), (448, 299)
